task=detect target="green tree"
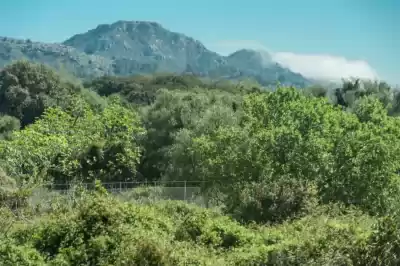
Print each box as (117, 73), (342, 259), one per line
(0, 115), (20, 140)
(139, 89), (241, 180)
(0, 100), (144, 184)
(334, 78), (394, 112)
(187, 87), (400, 216)
(303, 84), (328, 98)
(0, 61), (81, 126)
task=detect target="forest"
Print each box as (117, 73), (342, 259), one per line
(1, 60), (400, 265)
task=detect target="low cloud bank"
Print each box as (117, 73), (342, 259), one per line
(210, 40), (379, 82)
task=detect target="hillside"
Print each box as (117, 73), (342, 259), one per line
(0, 21), (311, 87)
(0, 37), (113, 78)
(223, 49), (310, 86)
(63, 21), (226, 75)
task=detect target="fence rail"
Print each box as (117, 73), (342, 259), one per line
(48, 180), (207, 191)
(1, 181), (212, 210)
(46, 181), (204, 205)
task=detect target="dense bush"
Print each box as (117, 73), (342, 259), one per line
(0, 61), (82, 126)
(139, 89), (241, 179)
(185, 87), (400, 216)
(0, 100), (144, 184)
(0, 115), (20, 140)
(0, 240), (45, 266)
(225, 178), (319, 224)
(85, 73), (261, 106)
(0, 169), (32, 210)
(1, 190), (399, 265)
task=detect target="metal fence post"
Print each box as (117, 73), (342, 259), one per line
(184, 181), (187, 201)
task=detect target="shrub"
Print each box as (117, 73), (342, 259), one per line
(0, 240), (45, 266)
(225, 178), (319, 224)
(0, 60), (80, 126)
(5, 190), (400, 265)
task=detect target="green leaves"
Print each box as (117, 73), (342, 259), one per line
(139, 89), (241, 180)
(0, 101), (144, 184)
(0, 115), (20, 140)
(186, 87), (400, 216)
(0, 61), (81, 127)
(2, 191), (389, 266)
(0, 240), (45, 266)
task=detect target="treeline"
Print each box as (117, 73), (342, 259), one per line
(1, 60), (400, 265)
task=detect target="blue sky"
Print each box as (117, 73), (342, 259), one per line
(1, 0), (399, 84)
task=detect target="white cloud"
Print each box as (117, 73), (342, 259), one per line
(272, 52), (379, 81)
(209, 40), (379, 82)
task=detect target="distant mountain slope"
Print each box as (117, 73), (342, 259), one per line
(64, 20), (311, 87)
(227, 49), (274, 69)
(0, 21), (311, 87)
(224, 49), (310, 87)
(0, 37), (113, 78)
(63, 20), (227, 76)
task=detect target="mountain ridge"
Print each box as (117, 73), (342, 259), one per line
(0, 20), (311, 87)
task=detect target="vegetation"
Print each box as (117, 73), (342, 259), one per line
(1, 60), (400, 265)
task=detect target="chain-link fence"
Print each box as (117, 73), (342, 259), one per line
(49, 180), (203, 195)
(27, 181), (206, 208)
(0, 181), (216, 213)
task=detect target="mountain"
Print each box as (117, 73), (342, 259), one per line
(0, 37), (113, 78)
(223, 49), (310, 87)
(227, 49), (274, 68)
(63, 21), (227, 76)
(0, 20), (311, 87)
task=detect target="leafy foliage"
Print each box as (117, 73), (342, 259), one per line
(2, 189), (400, 265)
(0, 115), (20, 140)
(225, 178), (319, 224)
(0, 100), (144, 184)
(184, 87), (400, 215)
(0, 61), (82, 126)
(139, 88), (241, 179)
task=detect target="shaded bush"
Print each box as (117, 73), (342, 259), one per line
(0, 169), (31, 210)
(362, 216), (400, 265)
(0, 101), (144, 184)
(5, 191), (398, 265)
(0, 240), (45, 266)
(0, 61), (80, 126)
(0, 115), (20, 140)
(189, 87), (400, 215)
(225, 178), (318, 224)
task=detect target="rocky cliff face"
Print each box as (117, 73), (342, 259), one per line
(0, 37), (113, 78)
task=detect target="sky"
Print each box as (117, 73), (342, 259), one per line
(0, 0), (399, 84)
